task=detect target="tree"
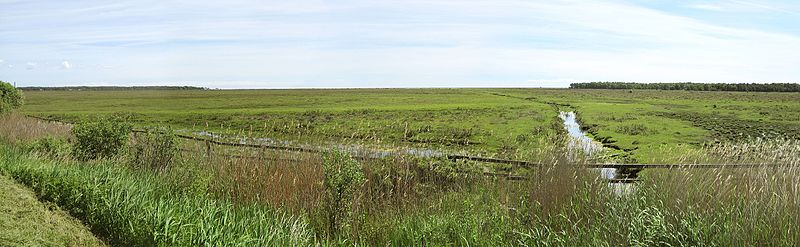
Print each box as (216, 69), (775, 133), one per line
(0, 81), (24, 113)
(569, 82), (800, 92)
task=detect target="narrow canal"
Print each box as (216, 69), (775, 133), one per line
(558, 111), (620, 180)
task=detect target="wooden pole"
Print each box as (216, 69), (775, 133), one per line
(205, 139), (212, 160)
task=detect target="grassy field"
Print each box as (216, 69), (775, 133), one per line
(21, 88), (800, 162)
(0, 174), (104, 246)
(22, 89), (560, 160)
(2, 113), (799, 246)
(4, 87), (800, 245)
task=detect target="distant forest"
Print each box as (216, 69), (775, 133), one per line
(19, 86), (208, 91)
(570, 82), (800, 92)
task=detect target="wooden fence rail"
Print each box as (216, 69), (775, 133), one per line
(150, 129), (796, 170)
(30, 115), (798, 171)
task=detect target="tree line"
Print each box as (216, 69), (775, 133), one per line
(570, 82), (800, 92)
(18, 86), (208, 91)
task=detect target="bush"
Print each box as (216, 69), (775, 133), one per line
(416, 157), (480, 188)
(0, 81), (23, 113)
(72, 117), (132, 160)
(322, 150), (365, 236)
(24, 136), (71, 159)
(129, 127), (179, 171)
(615, 124), (652, 136)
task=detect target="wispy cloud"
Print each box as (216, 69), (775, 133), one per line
(1, 0), (799, 87)
(688, 0), (796, 14)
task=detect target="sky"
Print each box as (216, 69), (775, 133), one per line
(1, 0), (799, 88)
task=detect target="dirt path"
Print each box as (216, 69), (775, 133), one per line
(0, 174), (104, 246)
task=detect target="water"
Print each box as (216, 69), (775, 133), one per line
(558, 112), (616, 180)
(189, 130), (443, 158)
(193, 131), (293, 146)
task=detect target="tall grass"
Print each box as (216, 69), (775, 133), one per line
(3, 113), (800, 245)
(0, 112), (71, 144)
(513, 138), (800, 246)
(634, 138), (800, 245)
(0, 146), (316, 246)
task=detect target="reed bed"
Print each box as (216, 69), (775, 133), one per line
(2, 113), (800, 245)
(0, 146), (316, 246)
(0, 112), (71, 143)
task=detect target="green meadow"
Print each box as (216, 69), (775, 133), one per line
(3, 87), (800, 246)
(21, 88), (800, 162)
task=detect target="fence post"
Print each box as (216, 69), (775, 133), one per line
(205, 139), (213, 160)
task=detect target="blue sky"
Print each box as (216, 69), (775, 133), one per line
(1, 0), (799, 88)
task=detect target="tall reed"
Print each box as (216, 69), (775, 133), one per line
(0, 112), (71, 144)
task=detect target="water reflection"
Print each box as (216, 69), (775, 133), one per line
(189, 130), (443, 158)
(558, 112), (617, 180)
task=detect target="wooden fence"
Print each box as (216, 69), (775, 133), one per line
(29, 115), (796, 183)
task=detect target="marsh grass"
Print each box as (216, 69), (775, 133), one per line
(128, 128), (180, 172)
(634, 138), (800, 245)
(0, 112), (71, 144)
(207, 147), (325, 212)
(0, 145), (316, 246)
(3, 113), (800, 246)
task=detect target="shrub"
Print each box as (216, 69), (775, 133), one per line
(24, 136), (71, 159)
(322, 150), (365, 236)
(0, 81), (24, 113)
(615, 124), (652, 136)
(129, 127), (179, 171)
(72, 117), (132, 160)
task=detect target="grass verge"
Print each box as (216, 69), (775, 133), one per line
(0, 145), (316, 246)
(0, 174), (104, 246)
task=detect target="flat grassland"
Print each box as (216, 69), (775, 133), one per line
(8, 88), (800, 246)
(22, 88), (800, 162)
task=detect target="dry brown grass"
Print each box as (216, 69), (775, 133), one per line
(214, 151), (325, 211)
(518, 135), (593, 215)
(174, 141), (326, 211)
(171, 137), (494, 218)
(0, 112), (72, 143)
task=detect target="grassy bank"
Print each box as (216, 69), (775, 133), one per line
(0, 146), (315, 246)
(0, 174), (104, 246)
(5, 139), (800, 246)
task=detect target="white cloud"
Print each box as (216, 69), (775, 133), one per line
(25, 62), (37, 70)
(1, 0), (799, 86)
(688, 0), (796, 14)
(689, 4), (728, 11)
